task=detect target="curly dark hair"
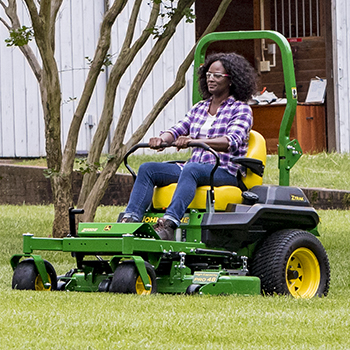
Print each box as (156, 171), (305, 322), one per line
(198, 52), (257, 102)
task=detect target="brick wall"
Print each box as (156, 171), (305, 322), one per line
(1, 164), (349, 209)
(0, 164), (133, 206)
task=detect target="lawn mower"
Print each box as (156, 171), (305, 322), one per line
(10, 31), (330, 298)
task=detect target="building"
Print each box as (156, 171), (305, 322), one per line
(0, 0), (349, 157)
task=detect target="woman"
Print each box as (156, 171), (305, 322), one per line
(121, 52), (257, 240)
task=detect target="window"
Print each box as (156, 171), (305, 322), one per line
(270, 0), (321, 38)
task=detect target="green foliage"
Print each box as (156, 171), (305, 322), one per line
(148, 0), (196, 38)
(85, 53), (113, 72)
(182, 7), (196, 23)
(43, 168), (59, 179)
(62, 96), (77, 105)
(5, 26), (34, 47)
(75, 158), (101, 175)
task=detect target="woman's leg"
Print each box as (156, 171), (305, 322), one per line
(164, 163), (237, 225)
(123, 162), (181, 221)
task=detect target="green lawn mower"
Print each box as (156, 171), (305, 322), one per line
(10, 31), (330, 298)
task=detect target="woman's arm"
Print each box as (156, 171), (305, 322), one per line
(200, 136), (230, 152)
(174, 135), (229, 152)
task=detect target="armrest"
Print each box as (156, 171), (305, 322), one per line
(231, 157), (265, 177)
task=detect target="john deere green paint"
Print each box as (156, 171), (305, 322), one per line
(10, 31), (330, 298)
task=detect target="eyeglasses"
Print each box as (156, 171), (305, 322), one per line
(206, 72), (230, 80)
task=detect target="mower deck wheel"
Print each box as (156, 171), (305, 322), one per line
(186, 284), (201, 295)
(109, 261), (157, 295)
(12, 259), (57, 291)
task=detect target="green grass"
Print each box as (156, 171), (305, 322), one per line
(2, 151), (350, 348)
(13, 151), (350, 190)
(264, 152), (350, 190)
(1, 205), (350, 349)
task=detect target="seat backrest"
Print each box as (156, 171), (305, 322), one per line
(241, 130), (267, 189)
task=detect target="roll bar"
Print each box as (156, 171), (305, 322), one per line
(193, 30), (302, 186)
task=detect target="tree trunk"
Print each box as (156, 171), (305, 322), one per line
(80, 147), (126, 222)
(2, 0), (233, 234)
(39, 65), (73, 237)
(51, 173), (74, 237)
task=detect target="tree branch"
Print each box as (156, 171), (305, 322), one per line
(76, 1), (160, 207)
(129, 1), (159, 53)
(23, 0), (40, 27)
(4, 0), (20, 27)
(127, 0), (233, 148)
(2, 0), (42, 81)
(0, 17), (11, 30)
(49, 0), (63, 53)
(78, 0), (195, 218)
(81, 0), (160, 167)
(110, 0), (195, 153)
(61, 0), (128, 174)
(0, 1), (7, 10)
(123, 0), (142, 49)
(38, 0), (50, 22)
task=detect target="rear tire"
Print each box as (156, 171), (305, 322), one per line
(109, 261), (157, 295)
(12, 259), (57, 291)
(251, 229), (330, 298)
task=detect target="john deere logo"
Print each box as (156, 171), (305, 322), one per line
(81, 228), (98, 232)
(103, 225), (112, 231)
(291, 194), (304, 201)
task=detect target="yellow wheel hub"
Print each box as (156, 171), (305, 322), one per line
(135, 275), (152, 295)
(35, 274), (52, 291)
(286, 247), (320, 298)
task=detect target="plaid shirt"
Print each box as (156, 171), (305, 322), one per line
(163, 96), (253, 176)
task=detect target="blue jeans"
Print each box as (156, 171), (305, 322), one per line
(124, 162), (238, 226)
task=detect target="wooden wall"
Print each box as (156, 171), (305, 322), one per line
(259, 37), (326, 102)
(195, 0), (256, 66)
(195, 1), (328, 102)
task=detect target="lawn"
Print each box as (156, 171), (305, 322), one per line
(1, 152), (350, 348)
(0, 204), (349, 349)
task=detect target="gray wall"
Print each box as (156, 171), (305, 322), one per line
(332, 0), (350, 152)
(0, 1), (194, 157)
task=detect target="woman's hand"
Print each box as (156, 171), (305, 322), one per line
(149, 132), (175, 151)
(149, 137), (165, 150)
(174, 136), (193, 150)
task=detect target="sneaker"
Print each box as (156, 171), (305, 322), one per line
(153, 218), (176, 241)
(120, 216), (138, 223)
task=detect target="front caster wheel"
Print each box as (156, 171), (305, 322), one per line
(186, 284), (201, 295)
(12, 259), (57, 291)
(251, 229), (330, 298)
(109, 261), (157, 295)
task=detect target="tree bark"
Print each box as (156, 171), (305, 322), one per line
(1, 0), (233, 234)
(80, 0), (233, 222)
(76, 0), (160, 208)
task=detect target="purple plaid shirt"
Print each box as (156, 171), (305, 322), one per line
(163, 96), (253, 177)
